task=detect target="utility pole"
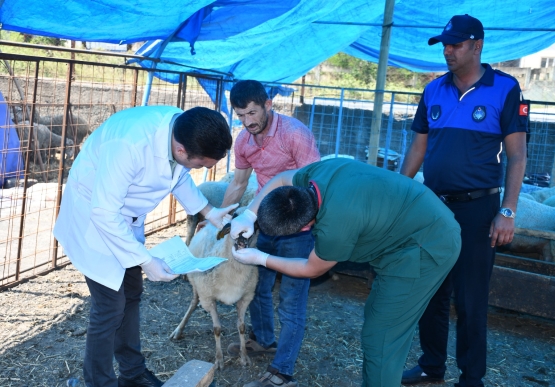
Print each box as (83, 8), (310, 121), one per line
(367, 0), (395, 165)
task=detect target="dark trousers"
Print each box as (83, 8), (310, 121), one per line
(418, 193), (499, 387)
(84, 266), (145, 387)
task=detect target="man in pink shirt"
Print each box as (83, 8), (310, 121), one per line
(222, 80), (320, 387)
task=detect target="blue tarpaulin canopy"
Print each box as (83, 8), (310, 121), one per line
(0, 92), (24, 186)
(2, 0), (555, 86)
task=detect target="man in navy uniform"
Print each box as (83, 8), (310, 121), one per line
(400, 14), (528, 387)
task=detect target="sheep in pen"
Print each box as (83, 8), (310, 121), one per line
(170, 207), (259, 370)
(10, 104), (91, 170)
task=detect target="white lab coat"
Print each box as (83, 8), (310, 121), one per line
(53, 106), (208, 290)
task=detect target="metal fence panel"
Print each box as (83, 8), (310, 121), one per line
(1, 52), (553, 289)
(526, 102), (555, 186)
(0, 53), (226, 288)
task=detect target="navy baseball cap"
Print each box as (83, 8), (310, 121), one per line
(428, 14), (484, 45)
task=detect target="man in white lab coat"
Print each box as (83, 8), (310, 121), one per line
(54, 105), (238, 387)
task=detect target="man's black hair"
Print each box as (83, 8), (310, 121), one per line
(230, 80), (269, 109)
(257, 186), (318, 236)
(173, 107), (232, 160)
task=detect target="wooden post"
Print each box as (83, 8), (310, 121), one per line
(300, 75), (306, 104)
(52, 61), (74, 269)
(164, 360), (216, 387)
(367, 0), (395, 166)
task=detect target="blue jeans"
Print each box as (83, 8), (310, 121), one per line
(250, 230), (314, 377)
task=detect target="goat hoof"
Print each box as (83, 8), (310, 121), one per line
(240, 355), (252, 367)
(169, 330), (183, 340)
(215, 358), (224, 370)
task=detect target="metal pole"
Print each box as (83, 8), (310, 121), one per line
(214, 78), (224, 113)
(15, 62), (41, 281)
(300, 75), (306, 104)
(52, 61), (74, 268)
(131, 69), (139, 107)
(181, 75), (188, 110)
(367, 0), (395, 166)
(0, 40), (161, 62)
(167, 74), (187, 228)
(382, 92), (395, 169)
(334, 88), (345, 157)
(141, 13), (204, 106)
(313, 21), (555, 32)
(308, 98), (317, 132)
(141, 71), (154, 106)
(176, 73), (184, 108)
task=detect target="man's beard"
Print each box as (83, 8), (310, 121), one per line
(246, 110), (269, 135)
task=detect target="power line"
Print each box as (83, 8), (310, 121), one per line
(313, 21), (555, 32)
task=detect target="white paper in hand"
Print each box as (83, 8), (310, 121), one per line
(148, 236), (227, 274)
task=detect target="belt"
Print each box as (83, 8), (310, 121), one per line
(437, 187), (500, 204)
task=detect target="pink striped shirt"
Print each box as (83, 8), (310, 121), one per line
(234, 112), (320, 192)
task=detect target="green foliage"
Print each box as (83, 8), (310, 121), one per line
(0, 32), (66, 46)
(317, 53), (433, 92)
(327, 53), (377, 87)
(28, 34), (66, 47)
(0, 32), (135, 83)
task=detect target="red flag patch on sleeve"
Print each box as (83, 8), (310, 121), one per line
(519, 104), (529, 116)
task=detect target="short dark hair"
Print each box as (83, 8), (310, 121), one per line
(257, 186), (318, 236)
(230, 80), (269, 109)
(173, 107), (232, 160)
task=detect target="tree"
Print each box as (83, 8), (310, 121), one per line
(325, 53), (433, 91)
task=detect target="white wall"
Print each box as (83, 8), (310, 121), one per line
(520, 43), (555, 68)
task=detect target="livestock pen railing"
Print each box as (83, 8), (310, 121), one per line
(267, 82), (555, 182)
(0, 51), (230, 289)
(0, 49), (554, 289)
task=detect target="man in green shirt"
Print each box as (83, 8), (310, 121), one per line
(230, 158), (461, 386)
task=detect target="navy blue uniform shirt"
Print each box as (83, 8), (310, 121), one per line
(412, 64), (527, 193)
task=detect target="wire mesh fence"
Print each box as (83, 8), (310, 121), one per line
(224, 81), (421, 171)
(0, 52), (227, 288)
(0, 51), (553, 289)
(263, 81), (555, 183)
(527, 102), (555, 186)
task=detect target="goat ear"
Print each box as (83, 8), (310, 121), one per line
(216, 223), (231, 240)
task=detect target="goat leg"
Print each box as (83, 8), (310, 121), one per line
(205, 299), (225, 370)
(235, 297), (253, 366)
(185, 214), (199, 246)
(169, 287), (199, 340)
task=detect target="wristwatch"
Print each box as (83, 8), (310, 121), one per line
(499, 208), (516, 219)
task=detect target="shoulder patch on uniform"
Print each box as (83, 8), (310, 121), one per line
(430, 105), (441, 121)
(519, 103), (529, 116)
(472, 106), (486, 122)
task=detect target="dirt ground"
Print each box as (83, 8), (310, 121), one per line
(0, 221), (554, 387)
